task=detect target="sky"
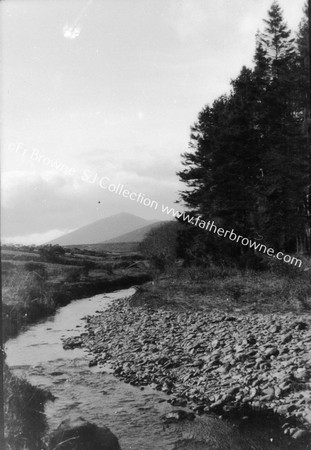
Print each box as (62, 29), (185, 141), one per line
(1, 0), (306, 244)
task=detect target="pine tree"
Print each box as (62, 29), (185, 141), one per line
(255, 1), (308, 252)
(260, 1), (296, 78)
(178, 69), (264, 263)
(177, 1), (310, 265)
(296, 2), (309, 114)
(296, 2), (311, 253)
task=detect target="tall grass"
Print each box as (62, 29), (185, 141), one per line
(3, 363), (52, 450)
(135, 257), (311, 313)
(179, 259), (311, 312)
(2, 269), (56, 340)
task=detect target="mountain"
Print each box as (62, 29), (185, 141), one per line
(103, 221), (169, 244)
(48, 213), (156, 246)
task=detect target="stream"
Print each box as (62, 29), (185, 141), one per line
(5, 288), (304, 450)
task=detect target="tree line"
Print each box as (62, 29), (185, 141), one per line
(177, 1), (311, 267)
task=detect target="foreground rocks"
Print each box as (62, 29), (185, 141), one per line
(48, 417), (121, 450)
(63, 299), (311, 441)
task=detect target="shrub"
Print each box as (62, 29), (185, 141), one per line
(38, 245), (66, 262)
(64, 268), (82, 282)
(1, 261), (15, 271)
(83, 260), (97, 276)
(24, 262), (47, 279)
(139, 222), (182, 271)
(2, 269), (56, 339)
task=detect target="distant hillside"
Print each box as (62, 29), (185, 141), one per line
(48, 213), (155, 246)
(103, 221), (170, 244)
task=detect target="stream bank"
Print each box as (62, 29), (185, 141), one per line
(5, 285), (311, 449)
(3, 272), (151, 341)
(65, 291), (311, 448)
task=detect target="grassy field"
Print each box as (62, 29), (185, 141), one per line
(65, 242), (139, 254)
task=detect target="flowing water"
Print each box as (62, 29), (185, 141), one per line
(5, 289), (304, 450)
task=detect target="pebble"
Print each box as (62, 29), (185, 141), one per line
(62, 299), (311, 438)
(292, 429), (310, 440)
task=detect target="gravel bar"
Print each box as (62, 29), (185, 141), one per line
(63, 298), (311, 442)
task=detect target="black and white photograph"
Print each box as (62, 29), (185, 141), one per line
(1, 0), (311, 449)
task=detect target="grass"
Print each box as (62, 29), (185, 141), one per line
(2, 269), (57, 340)
(66, 242), (139, 253)
(1, 244), (151, 340)
(3, 362), (53, 450)
(1, 244), (152, 449)
(130, 259), (311, 314)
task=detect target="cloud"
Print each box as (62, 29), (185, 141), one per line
(2, 229), (73, 246)
(1, 167), (182, 243)
(76, 145), (182, 185)
(1, 171), (92, 236)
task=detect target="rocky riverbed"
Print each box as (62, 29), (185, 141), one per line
(63, 297), (311, 445)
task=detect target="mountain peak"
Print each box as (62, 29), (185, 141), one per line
(48, 212), (155, 246)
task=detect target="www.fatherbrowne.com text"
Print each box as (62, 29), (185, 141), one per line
(161, 206), (302, 268)
(11, 141), (302, 268)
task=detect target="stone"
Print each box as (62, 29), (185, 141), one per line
(286, 404), (297, 413)
(265, 347), (279, 358)
(292, 429), (309, 440)
(62, 337), (83, 350)
(69, 297), (311, 434)
(227, 386), (240, 396)
(163, 410), (195, 423)
(48, 417), (121, 450)
(262, 386), (274, 397)
(279, 382), (291, 393)
(169, 398), (187, 407)
(281, 347), (289, 354)
(276, 405), (288, 415)
(280, 333), (292, 344)
(294, 369), (310, 381)
(294, 322), (308, 331)
(305, 409), (311, 424)
(88, 359), (98, 367)
(288, 427), (298, 436)
(274, 387), (281, 398)
(211, 339), (220, 348)
(249, 387), (257, 399)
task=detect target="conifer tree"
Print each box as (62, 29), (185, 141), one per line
(296, 2), (311, 253)
(255, 1), (308, 252)
(177, 1), (310, 264)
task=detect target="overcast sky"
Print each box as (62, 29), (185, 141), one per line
(1, 0), (306, 244)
